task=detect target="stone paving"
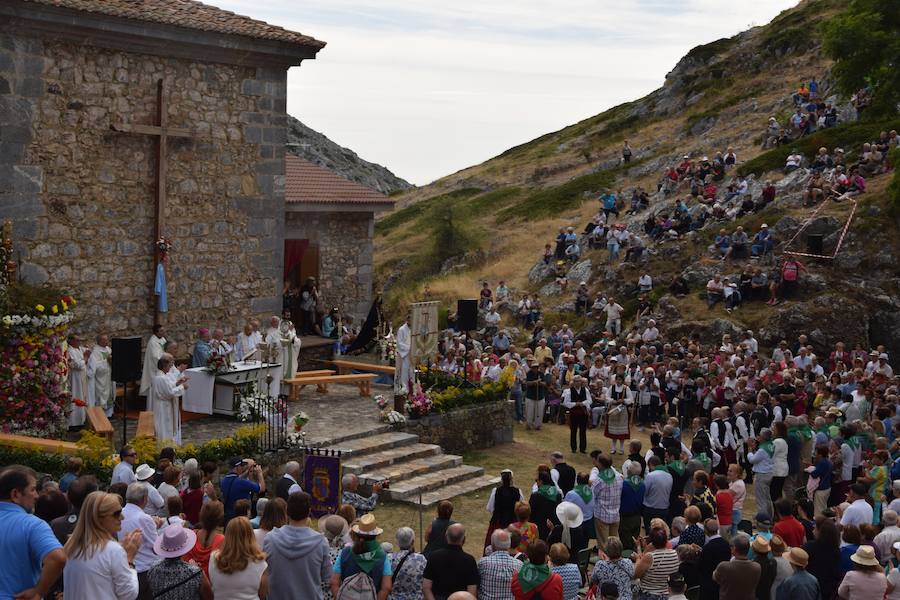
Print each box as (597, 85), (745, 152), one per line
(111, 383), (388, 447)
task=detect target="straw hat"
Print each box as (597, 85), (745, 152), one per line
(153, 525), (197, 558)
(851, 545), (879, 567)
(556, 501), (584, 529)
(783, 547), (809, 568)
(751, 536), (771, 555)
(135, 464), (154, 481)
(351, 513), (383, 537)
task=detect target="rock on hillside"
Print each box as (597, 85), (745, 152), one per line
(286, 115), (413, 195)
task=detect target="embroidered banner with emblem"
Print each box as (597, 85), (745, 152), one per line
(304, 454), (342, 517)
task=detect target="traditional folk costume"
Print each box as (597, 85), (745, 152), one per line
(605, 384), (633, 446)
(483, 483), (524, 548)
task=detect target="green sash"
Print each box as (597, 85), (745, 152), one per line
(349, 540), (386, 574)
(573, 484), (592, 504)
(597, 468), (617, 484)
(518, 562), (551, 593)
(537, 484), (560, 502)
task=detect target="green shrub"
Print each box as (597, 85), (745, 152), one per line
(497, 170), (614, 222)
(737, 120), (899, 176)
(375, 188), (481, 235)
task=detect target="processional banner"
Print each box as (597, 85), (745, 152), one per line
(410, 301), (439, 365)
(303, 454), (342, 518)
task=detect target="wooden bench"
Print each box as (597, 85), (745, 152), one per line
(135, 411), (155, 439)
(86, 406), (114, 443)
(0, 433), (80, 455)
(331, 359), (395, 376)
(287, 373), (378, 401)
(284, 370), (337, 398)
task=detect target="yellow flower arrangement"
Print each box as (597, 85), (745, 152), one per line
(51, 305), (58, 314)
(35, 304), (44, 312)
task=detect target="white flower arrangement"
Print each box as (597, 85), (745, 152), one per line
(1, 312), (76, 329)
(386, 410), (406, 425)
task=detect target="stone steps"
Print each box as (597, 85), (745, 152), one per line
(416, 475), (503, 508)
(342, 443), (443, 475)
(320, 426), (501, 508)
(357, 453), (463, 486)
(326, 431), (418, 457)
(380, 464), (485, 500)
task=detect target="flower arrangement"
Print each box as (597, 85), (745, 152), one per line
(286, 411), (310, 447)
(205, 351), (231, 375)
(0, 286), (76, 435)
(374, 394), (406, 426)
(235, 391), (288, 424)
(292, 411), (310, 431)
(156, 237), (173, 258)
(404, 383), (433, 418)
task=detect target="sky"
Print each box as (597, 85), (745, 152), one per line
(214, 0), (799, 185)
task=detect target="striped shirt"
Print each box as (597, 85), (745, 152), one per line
(553, 563), (582, 600)
(638, 549), (680, 595)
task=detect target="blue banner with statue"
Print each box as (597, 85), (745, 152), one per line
(303, 453), (342, 517)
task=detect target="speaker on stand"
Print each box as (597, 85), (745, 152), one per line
(456, 299), (479, 388)
(112, 336), (143, 447)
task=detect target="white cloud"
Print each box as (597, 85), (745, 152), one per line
(213, 0), (799, 184)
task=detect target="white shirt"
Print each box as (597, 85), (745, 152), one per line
(638, 274), (652, 290)
(485, 312), (501, 326)
(63, 540), (139, 600)
(604, 303), (623, 320)
(841, 498), (874, 528)
(561, 386), (593, 408)
(209, 556), (268, 600)
(119, 503), (158, 573)
(111, 462), (136, 486)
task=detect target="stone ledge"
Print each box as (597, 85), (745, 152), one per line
(403, 400), (514, 454)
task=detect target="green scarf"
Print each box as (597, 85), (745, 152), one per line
(597, 468), (617, 484)
(573, 483), (592, 504)
(845, 436), (859, 449)
(666, 460), (685, 476)
(625, 475), (643, 492)
(790, 424), (813, 441)
(694, 453), (711, 472)
(758, 441), (774, 456)
(349, 540), (386, 575)
(537, 484), (560, 502)
(517, 561), (551, 593)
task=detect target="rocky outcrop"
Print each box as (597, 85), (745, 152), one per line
(286, 116), (412, 194)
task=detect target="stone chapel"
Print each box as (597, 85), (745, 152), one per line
(0, 0), (330, 347)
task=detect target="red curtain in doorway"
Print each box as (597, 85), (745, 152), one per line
(284, 239), (309, 282)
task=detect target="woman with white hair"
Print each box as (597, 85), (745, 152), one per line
(318, 515), (349, 600)
(387, 527), (426, 600)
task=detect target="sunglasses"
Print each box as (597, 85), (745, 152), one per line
(107, 510), (123, 518)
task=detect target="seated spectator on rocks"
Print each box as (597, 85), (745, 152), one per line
(803, 171), (829, 205)
(575, 283), (589, 316)
(495, 281), (510, 312)
(738, 195), (756, 217)
(554, 261), (569, 292)
(766, 117), (781, 147)
(723, 279), (741, 313)
(564, 240), (581, 263)
(724, 226), (749, 260)
(625, 233), (645, 263)
(707, 276), (725, 309)
(703, 180), (718, 202)
(479, 281), (493, 310)
(669, 275), (689, 297)
(785, 151), (804, 173)
(811, 147), (834, 171)
(715, 229), (731, 258)
(590, 294), (607, 318)
(484, 307), (501, 338)
(638, 273), (653, 295)
(750, 269), (769, 301)
(793, 83), (810, 106)
(724, 148), (737, 169)
(543, 243), (553, 265)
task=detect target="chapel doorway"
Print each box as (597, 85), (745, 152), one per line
(284, 239), (319, 332)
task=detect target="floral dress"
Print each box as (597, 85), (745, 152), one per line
(510, 520), (540, 553)
(321, 543), (343, 600)
(388, 550), (427, 600)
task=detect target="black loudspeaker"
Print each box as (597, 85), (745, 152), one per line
(111, 336), (143, 382)
(806, 233), (824, 256)
(456, 299), (478, 331)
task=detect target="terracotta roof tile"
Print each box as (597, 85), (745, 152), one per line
(285, 154), (394, 206)
(22, 0), (326, 49)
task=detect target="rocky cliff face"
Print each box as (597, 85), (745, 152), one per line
(286, 115), (413, 195)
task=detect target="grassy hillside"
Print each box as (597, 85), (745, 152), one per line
(374, 0), (855, 319)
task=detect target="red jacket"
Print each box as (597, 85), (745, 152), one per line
(773, 516), (806, 548)
(512, 572), (564, 600)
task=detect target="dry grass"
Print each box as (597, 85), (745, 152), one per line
(325, 420), (759, 557)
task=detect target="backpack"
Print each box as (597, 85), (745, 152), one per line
(335, 572), (377, 600)
(782, 262), (799, 281)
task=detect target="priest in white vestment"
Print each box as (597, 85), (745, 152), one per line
(140, 324), (167, 399)
(150, 355), (188, 445)
(395, 315), (412, 394)
(263, 316), (283, 397)
(87, 334), (114, 417)
(234, 322), (262, 362)
(211, 328), (234, 360)
(280, 316), (302, 380)
(67, 334), (89, 427)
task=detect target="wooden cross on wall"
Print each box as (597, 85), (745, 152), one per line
(110, 79), (194, 325)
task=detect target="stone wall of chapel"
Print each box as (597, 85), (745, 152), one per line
(0, 34), (288, 348)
